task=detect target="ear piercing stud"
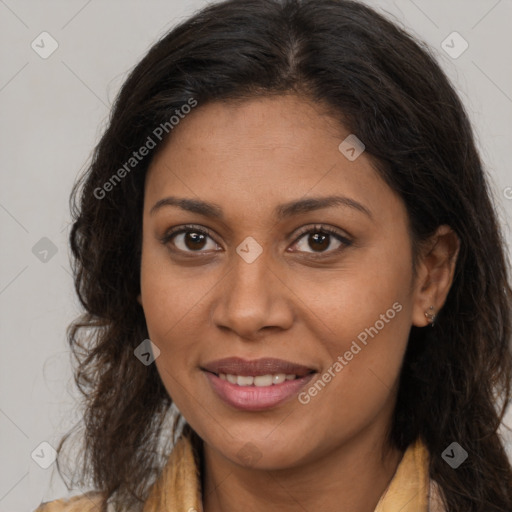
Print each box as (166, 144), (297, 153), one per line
(424, 306), (436, 327)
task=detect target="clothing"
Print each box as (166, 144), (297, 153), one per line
(34, 435), (446, 511)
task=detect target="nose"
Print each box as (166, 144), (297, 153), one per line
(210, 248), (294, 340)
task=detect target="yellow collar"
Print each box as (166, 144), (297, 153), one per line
(143, 434), (445, 512)
(374, 438), (429, 511)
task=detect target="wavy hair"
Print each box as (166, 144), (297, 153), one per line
(56, 0), (512, 510)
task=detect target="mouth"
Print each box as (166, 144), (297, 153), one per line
(201, 356), (316, 378)
(201, 357), (317, 411)
(215, 372), (310, 386)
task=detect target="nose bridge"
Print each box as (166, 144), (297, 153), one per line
(227, 248), (273, 314)
(211, 244), (292, 337)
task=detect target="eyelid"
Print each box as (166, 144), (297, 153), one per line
(291, 223), (352, 244)
(287, 224), (353, 257)
(159, 223), (220, 247)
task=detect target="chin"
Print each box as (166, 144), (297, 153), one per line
(207, 430), (312, 470)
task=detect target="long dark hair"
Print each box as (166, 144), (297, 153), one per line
(56, 0), (512, 510)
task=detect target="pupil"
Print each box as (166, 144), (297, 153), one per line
(185, 232), (206, 250)
(309, 232), (329, 252)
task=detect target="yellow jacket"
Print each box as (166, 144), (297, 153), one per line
(34, 435), (446, 511)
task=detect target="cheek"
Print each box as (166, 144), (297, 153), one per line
(139, 235), (214, 341)
(296, 245), (413, 423)
(139, 249), (200, 376)
(293, 235), (412, 358)
(295, 306), (411, 448)
(140, 266), (205, 412)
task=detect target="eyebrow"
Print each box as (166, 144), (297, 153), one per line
(149, 195), (373, 220)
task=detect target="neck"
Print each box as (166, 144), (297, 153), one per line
(201, 426), (404, 512)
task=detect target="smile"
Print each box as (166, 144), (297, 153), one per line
(219, 373), (299, 386)
(201, 357), (317, 411)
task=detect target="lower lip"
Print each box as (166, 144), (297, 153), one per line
(204, 371), (316, 411)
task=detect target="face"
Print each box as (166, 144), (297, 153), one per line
(139, 94), (420, 470)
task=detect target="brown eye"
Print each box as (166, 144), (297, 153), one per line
(161, 226), (219, 253)
(307, 232), (331, 252)
(182, 231), (208, 250)
(291, 225), (352, 255)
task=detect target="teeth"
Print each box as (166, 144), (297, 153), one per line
(254, 374), (273, 386)
(272, 374), (286, 384)
(218, 373), (298, 386)
(237, 376), (254, 386)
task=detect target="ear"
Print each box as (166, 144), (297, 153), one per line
(411, 225), (460, 327)
(137, 293), (143, 306)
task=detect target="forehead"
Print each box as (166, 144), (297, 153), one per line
(149, 95), (344, 167)
(143, 95), (403, 225)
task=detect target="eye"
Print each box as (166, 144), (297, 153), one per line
(290, 224), (352, 255)
(160, 224), (220, 253)
(160, 223), (352, 256)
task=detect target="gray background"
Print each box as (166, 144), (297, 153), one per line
(1, 0), (511, 510)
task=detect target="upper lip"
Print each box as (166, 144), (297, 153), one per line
(201, 357), (316, 377)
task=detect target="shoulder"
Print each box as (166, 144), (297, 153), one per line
(33, 491), (108, 512)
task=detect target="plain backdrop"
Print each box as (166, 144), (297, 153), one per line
(1, 0), (511, 510)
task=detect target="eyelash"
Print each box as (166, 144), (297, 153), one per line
(160, 223), (353, 258)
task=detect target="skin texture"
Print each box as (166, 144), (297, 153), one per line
(138, 94), (459, 512)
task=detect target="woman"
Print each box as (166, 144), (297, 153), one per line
(35, 0), (512, 511)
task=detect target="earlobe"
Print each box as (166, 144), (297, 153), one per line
(411, 225), (460, 328)
(424, 305), (437, 327)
